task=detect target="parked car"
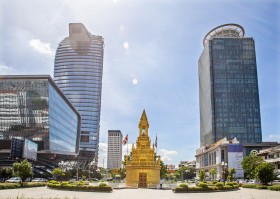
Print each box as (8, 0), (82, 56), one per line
(24, 177), (32, 182)
(31, 178), (48, 182)
(6, 177), (22, 183)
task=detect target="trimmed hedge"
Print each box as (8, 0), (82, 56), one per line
(268, 185), (280, 191)
(47, 181), (112, 192)
(198, 182), (208, 189)
(0, 182), (46, 189)
(215, 182), (224, 188)
(0, 183), (21, 189)
(179, 183), (188, 189)
(242, 184), (280, 191)
(173, 183), (238, 193)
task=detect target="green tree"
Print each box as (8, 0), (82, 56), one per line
(1, 167), (13, 181)
(210, 168), (217, 180)
(160, 160), (167, 179)
(183, 166), (196, 181)
(51, 168), (64, 181)
(198, 170), (206, 181)
(255, 162), (274, 185)
(13, 159), (32, 182)
(241, 154), (264, 179)
(227, 168), (236, 182)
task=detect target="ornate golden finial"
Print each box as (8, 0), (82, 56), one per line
(139, 110), (149, 136)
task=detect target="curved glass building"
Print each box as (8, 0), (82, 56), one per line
(199, 24), (262, 147)
(54, 23), (104, 161)
(0, 75), (81, 156)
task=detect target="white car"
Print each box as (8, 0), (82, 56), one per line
(6, 177), (22, 183)
(31, 178), (48, 182)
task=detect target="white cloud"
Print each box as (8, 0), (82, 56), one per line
(158, 149), (178, 162)
(0, 63), (15, 75)
(266, 134), (280, 142)
(29, 39), (55, 57)
(98, 142), (108, 168)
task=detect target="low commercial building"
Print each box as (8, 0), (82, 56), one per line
(195, 137), (279, 180)
(257, 146), (280, 174)
(179, 160), (196, 169)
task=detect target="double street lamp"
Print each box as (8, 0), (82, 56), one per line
(221, 161), (227, 185)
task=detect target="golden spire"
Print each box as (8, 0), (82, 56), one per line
(138, 109), (149, 136)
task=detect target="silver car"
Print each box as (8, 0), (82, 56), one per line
(6, 177), (22, 183)
(31, 178), (48, 182)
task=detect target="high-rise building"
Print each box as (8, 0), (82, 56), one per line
(199, 24), (262, 147)
(107, 130), (123, 169)
(0, 75), (81, 156)
(54, 23), (104, 161)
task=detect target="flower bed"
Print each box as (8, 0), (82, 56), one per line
(173, 182), (239, 193)
(47, 181), (112, 192)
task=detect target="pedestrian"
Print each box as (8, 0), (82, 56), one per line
(160, 179), (163, 189)
(195, 179), (198, 186)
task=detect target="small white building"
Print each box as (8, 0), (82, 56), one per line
(257, 146), (280, 174)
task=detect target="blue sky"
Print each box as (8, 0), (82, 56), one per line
(0, 0), (279, 167)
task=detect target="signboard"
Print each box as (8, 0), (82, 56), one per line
(228, 144), (244, 178)
(23, 139), (38, 161)
(10, 138), (24, 159)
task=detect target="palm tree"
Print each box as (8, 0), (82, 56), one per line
(210, 168), (217, 180)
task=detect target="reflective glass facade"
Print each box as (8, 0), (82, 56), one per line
(0, 76), (81, 155)
(54, 23), (104, 160)
(199, 37), (262, 146)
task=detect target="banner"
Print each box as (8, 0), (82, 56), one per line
(228, 144), (244, 178)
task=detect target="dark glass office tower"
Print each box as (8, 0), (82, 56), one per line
(199, 24), (262, 147)
(54, 23), (104, 161)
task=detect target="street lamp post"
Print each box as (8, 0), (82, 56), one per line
(221, 161), (227, 185)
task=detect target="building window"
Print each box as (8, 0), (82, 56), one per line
(221, 150), (224, 162)
(81, 135), (89, 142)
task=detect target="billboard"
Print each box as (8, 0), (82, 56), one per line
(10, 138), (24, 159)
(228, 144), (244, 178)
(23, 139), (38, 161)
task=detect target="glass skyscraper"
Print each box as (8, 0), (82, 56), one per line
(199, 24), (262, 147)
(0, 75), (81, 155)
(54, 23), (104, 161)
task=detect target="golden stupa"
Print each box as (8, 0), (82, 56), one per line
(125, 110), (161, 188)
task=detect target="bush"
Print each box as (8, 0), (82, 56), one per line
(268, 185), (280, 191)
(226, 182), (234, 187)
(198, 182), (208, 189)
(212, 181), (217, 184)
(47, 182), (112, 192)
(48, 180), (59, 185)
(99, 182), (108, 187)
(242, 184), (257, 188)
(22, 182), (46, 188)
(0, 182), (46, 189)
(215, 182), (224, 188)
(61, 181), (70, 186)
(179, 183), (188, 189)
(173, 186), (202, 193)
(0, 183), (21, 189)
(232, 182), (238, 186)
(173, 184), (238, 193)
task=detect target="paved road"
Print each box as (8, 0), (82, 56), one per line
(0, 187), (280, 199)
